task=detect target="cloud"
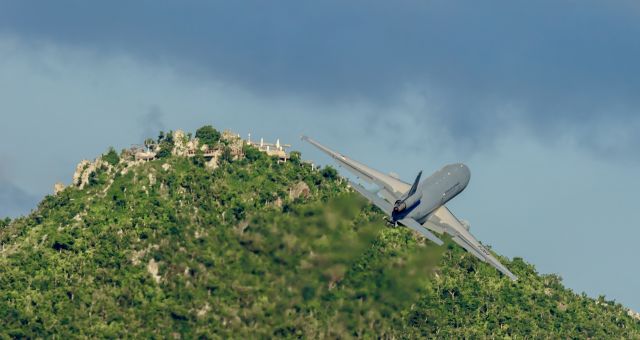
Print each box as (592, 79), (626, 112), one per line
(0, 1), (639, 156)
(0, 180), (38, 218)
(0, 157), (37, 217)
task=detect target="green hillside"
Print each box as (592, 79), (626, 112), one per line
(1, 128), (638, 338)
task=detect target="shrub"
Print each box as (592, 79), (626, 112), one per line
(221, 146), (233, 163)
(103, 147), (120, 166)
(51, 232), (74, 251)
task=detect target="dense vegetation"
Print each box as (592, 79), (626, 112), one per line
(1, 128), (638, 338)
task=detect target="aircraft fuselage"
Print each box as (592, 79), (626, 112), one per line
(392, 163), (470, 223)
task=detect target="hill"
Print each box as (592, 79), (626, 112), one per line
(1, 127), (639, 338)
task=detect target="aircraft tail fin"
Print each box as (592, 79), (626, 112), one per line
(407, 171), (422, 196)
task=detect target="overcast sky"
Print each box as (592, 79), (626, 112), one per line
(1, 1), (639, 310)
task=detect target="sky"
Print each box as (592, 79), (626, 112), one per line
(0, 1), (639, 310)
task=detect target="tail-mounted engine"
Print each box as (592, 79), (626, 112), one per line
(393, 192), (422, 213)
(392, 170), (423, 216)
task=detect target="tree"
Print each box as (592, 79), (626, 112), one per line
(103, 147), (120, 166)
(195, 125), (221, 147)
(321, 166), (338, 181)
(156, 142), (173, 159)
(0, 217), (10, 228)
(157, 131), (175, 159)
(290, 151), (302, 164)
(244, 145), (264, 162)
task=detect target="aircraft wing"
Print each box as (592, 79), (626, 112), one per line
(347, 179), (393, 214)
(398, 217), (444, 246)
(302, 136), (410, 198)
(425, 206), (518, 281)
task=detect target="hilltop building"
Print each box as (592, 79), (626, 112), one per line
(126, 130), (292, 163)
(246, 133), (291, 162)
(132, 145), (156, 161)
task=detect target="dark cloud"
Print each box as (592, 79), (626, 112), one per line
(1, 1), (639, 154)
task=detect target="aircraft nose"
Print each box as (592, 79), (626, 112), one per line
(459, 163), (471, 188)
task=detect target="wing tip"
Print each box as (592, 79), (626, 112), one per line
(503, 269), (518, 281)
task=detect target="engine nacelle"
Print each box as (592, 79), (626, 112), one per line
(393, 192), (422, 213)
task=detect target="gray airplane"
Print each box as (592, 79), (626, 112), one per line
(302, 136), (517, 281)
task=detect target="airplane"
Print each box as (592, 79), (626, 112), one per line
(302, 136), (517, 281)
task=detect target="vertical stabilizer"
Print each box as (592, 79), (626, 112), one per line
(407, 171), (422, 196)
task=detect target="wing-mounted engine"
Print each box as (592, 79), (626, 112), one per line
(392, 171), (422, 216)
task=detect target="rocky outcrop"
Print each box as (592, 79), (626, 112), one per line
(172, 130), (189, 156)
(289, 181), (311, 200)
(197, 303), (211, 318)
(72, 160), (91, 187)
(130, 244), (159, 266)
(205, 151), (221, 170)
(185, 139), (200, 155)
(147, 258), (162, 283)
(72, 158), (112, 189)
(53, 182), (65, 195)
